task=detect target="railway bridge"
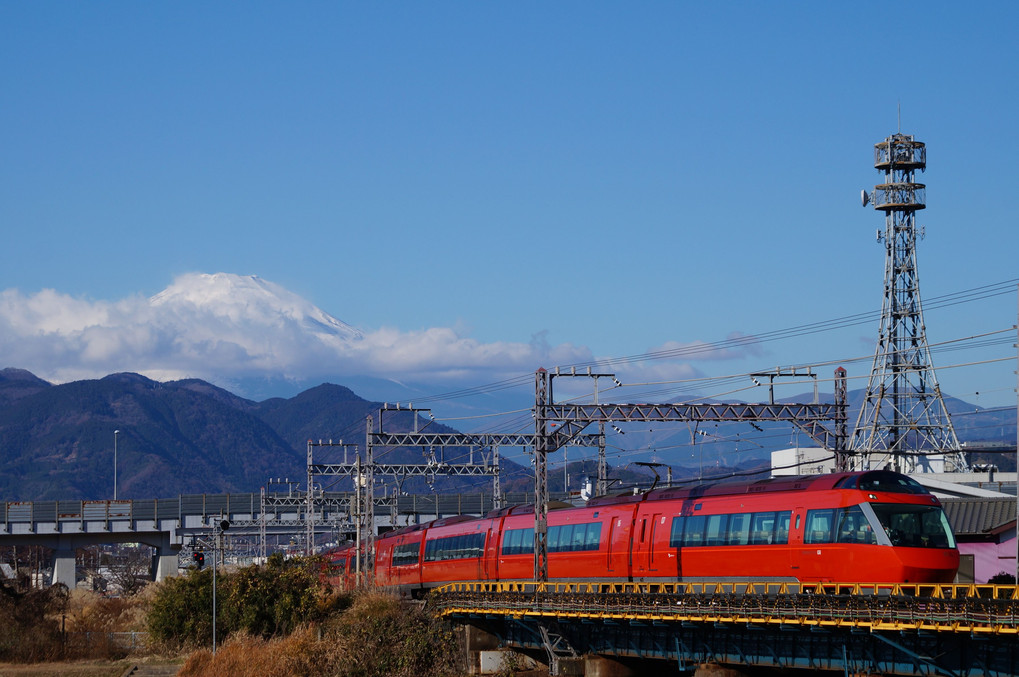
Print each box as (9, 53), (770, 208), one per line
(432, 581), (1019, 676)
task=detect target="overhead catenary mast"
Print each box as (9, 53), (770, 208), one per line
(849, 131), (965, 473)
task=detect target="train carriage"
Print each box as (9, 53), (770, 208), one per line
(624, 470), (957, 583)
(418, 515), (494, 588)
(323, 470), (959, 594)
(493, 500), (641, 582)
(374, 523), (426, 593)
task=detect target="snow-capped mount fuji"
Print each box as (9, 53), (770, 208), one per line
(150, 273), (363, 342)
(1, 270), (585, 401)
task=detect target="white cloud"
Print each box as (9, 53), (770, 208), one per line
(0, 273), (756, 395)
(0, 274), (595, 387)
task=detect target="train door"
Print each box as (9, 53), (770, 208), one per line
(634, 512), (660, 577)
(481, 525), (490, 580)
(789, 506), (804, 579)
(606, 515), (620, 574)
(475, 525), (486, 582)
(800, 507), (836, 581)
(633, 515), (645, 577)
(647, 512), (663, 574)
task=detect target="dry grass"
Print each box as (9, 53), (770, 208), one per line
(66, 587), (153, 633)
(0, 661), (127, 677)
(177, 591), (465, 677)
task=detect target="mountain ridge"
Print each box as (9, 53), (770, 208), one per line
(0, 369), (1012, 502)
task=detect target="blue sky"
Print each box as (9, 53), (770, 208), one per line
(1, 3), (1017, 413)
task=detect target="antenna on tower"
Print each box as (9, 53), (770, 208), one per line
(897, 101), (901, 133)
(849, 131), (965, 473)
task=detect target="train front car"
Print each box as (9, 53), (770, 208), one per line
(635, 470), (959, 584)
(830, 470), (959, 583)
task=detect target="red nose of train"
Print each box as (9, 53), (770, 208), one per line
(895, 547), (960, 583)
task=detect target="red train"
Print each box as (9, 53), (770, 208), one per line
(323, 470), (959, 595)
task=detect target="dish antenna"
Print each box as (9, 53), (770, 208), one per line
(861, 189), (870, 207)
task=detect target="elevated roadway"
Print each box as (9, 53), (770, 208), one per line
(0, 490), (527, 587)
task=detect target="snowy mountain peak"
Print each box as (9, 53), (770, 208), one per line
(150, 272), (363, 341)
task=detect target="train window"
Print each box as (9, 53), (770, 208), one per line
(393, 543), (420, 567)
(571, 525), (587, 551)
(871, 504), (956, 549)
(502, 527), (535, 555)
(585, 523), (602, 549)
(547, 525), (561, 552)
(669, 516), (685, 548)
(521, 528), (535, 554)
(705, 514), (728, 546)
(683, 515), (706, 546)
(549, 525), (561, 552)
(773, 512), (791, 544)
(561, 524), (576, 551)
(502, 528), (518, 555)
(858, 471), (927, 495)
(805, 509), (835, 544)
(727, 513), (751, 545)
(424, 533), (486, 561)
(515, 529), (526, 554)
(546, 522), (600, 553)
(836, 506), (877, 544)
(749, 512), (776, 545)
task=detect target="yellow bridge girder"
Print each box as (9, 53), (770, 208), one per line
(430, 581), (1019, 635)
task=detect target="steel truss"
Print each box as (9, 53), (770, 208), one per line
(851, 132), (964, 473)
(532, 368), (848, 581)
(309, 405), (603, 585)
(435, 581), (1019, 676)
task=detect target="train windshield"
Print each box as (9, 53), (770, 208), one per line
(870, 504), (956, 549)
(844, 471), (928, 495)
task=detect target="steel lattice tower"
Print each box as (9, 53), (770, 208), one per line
(849, 132), (965, 473)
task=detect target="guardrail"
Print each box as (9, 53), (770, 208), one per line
(0, 491), (538, 528)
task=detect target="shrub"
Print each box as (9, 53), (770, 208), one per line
(0, 580), (68, 662)
(147, 554), (333, 650)
(146, 568), (215, 649)
(221, 553), (327, 638)
(176, 591), (463, 677)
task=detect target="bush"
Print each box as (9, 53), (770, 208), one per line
(0, 581), (69, 662)
(147, 554), (334, 650)
(146, 567), (216, 649)
(322, 591), (461, 677)
(221, 553), (327, 638)
(176, 592), (463, 677)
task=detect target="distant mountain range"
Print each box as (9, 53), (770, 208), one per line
(0, 367), (1013, 502)
(0, 368), (526, 501)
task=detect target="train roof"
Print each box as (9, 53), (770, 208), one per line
(485, 500), (573, 519)
(588, 470), (928, 507)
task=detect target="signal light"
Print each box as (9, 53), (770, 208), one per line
(193, 551), (205, 568)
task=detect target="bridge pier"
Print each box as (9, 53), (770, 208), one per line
(51, 548), (76, 588)
(582, 656), (638, 676)
(151, 550), (178, 581)
(692, 663), (750, 677)
(461, 624), (643, 676)
(150, 533), (178, 582)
